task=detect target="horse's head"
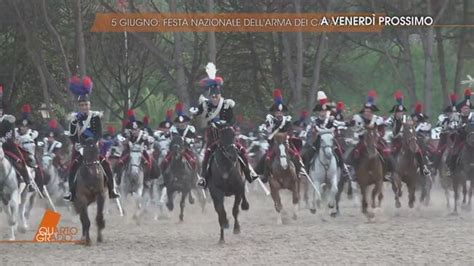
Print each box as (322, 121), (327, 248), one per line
(170, 134), (185, 159)
(129, 142), (144, 176)
(217, 126), (238, 163)
(83, 138), (99, 164)
(319, 128), (335, 161)
(402, 122), (418, 153)
(272, 133), (290, 169)
(42, 153), (53, 170)
(364, 126), (378, 158)
(219, 126), (236, 147)
(18, 134), (36, 161)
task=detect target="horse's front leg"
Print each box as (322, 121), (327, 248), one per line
(269, 179), (283, 225)
(329, 172), (339, 217)
(179, 190), (186, 222)
(291, 177), (300, 220)
(96, 194), (105, 243)
(232, 194), (242, 234)
(166, 187), (174, 211)
(79, 206), (91, 246)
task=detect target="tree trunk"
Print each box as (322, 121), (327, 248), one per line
(293, 0), (303, 111)
(169, 0), (190, 106)
(436, 27), (449, 107)
(453, 0), (470, 94)
(73, 0), (86, 76)
(308, 33), (327, 112)
(207, 0), (217, 63)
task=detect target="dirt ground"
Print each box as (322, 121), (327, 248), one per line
(0, 183), (473, 265)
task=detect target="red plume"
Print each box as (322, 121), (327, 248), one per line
(0, 85), (3, 94)
(414, 102), (423, 113)
(273, 88), (282, 98)
(368, 90), (377, 98)
(175, 102), (184, 115)
(48, 119), (58, 129)
(394, 90), (403, 100)
(143, 116), (149, 126)
(464, 88), (471, 97)
(319, 98), (328, 105)
(336, 101), (345, 111)
(107, 125), (115, 135)
(127, 109), (135, 117)
(300, 110), (308, 119)
(166, 109), (173, 121)
(22, 104), (31, 114)
(450, 93), (458, 102)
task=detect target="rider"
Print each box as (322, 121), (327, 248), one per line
(302, 91), (348, 176)
(385, 90), (408, 157)
(161, 102), (198, 172)
(15, 104), (45, 193)
(64, 75), (120, 201)
(0, 88), (35, 191)
(257, 89), (306, 183)
(448, 88), (474, 172)
(43, 119), (67, 172)
(346, 90), (391, 170)
(191, 63), (258, 187)
(99, 125), (116, 158)
(409, 103), (433, 177)
(434, 93), (458, 170)
(116, 109), (152, 181)
(292, 110), (308, 141)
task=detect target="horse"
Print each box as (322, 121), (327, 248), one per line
(162, 134), (196, 221)
(308, 128), (340, 217)
(73, 138), (106, 245)
(17, 133), (39, 232)
(208, 126), (249, 244)
(0, 143), (19, 240)
(268, 132), (299, 224)
(40, 142), (64, 206)
(452, 122), (474, 213)
(392, 123), (422, 208)
(354, 126), (384, 218)
(119, 142), (145, 219)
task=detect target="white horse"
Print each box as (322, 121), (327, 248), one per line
(120, 142), (145, 220)
(17, 132), (40, 233)
(308, 128), (340, 217)
(39, 140), (64, 205)
(0, 143), (19, 240)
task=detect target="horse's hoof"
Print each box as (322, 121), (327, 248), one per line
(330, 211), (338, 218)
(18, 226), (27, 234)
(218, 239), (225, 245)
(166, 202), (173, 211)
(365, 212), (375, 219)
(179, 215), (184, 222)
(241, 201), (249, 211)
(223, 222), (229, 229)
(309, 208), (316, 214)
(189, 198), (195, 205)
(328, 203), (335, 209)
(409, 202), (414, 208)
(395, 202), (401, 208)
(233, 227), (240, 235)
(97, 235), (103, 243)
(449, 211), (459, 216)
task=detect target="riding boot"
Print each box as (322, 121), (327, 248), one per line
(34, 166), (45, 194)
(198, 147), (212, 188)
(64, 158), (81, 201)
(260, 158), (271, 183)
(101, 158), (120, 199)
(5, 144), (34, 192)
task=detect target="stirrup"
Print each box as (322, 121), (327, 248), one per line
(197, 178), (206, 188)
(63, 192), (73, 201)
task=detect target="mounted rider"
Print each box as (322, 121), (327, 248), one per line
(434, 93), (459, 169)
(302, 91), (348, 176)
(0, 87), (35, 192)
(15, 104), (45, 193)
(116, 110), (152, 179)
(161, 102), (198, 172)
(256, 89), (306, 183)
(292, 110), (309, 144)
(63, 75), (120, 201)
(347, 90), (392, 171)
(99, 125), (117, 158)
(447, 88), (474, 172)
(385, 91), (408, 157)
(191, 63), (258, 187)
(42, 119), (66, 172)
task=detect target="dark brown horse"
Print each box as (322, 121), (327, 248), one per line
(268, 133), (299, 224)
(73, 138), (106, 246)
(452, 122), (474, 213)
(392, 123), (420, 208)
(208, 126), (249, 244)
(354, 126), (384, 218)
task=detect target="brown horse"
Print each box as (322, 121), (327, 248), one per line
(354, 126), (384, 218)
(392, 123), (420, 208)
(268, 133), (299, 224)
(73, 138), (106, 246)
